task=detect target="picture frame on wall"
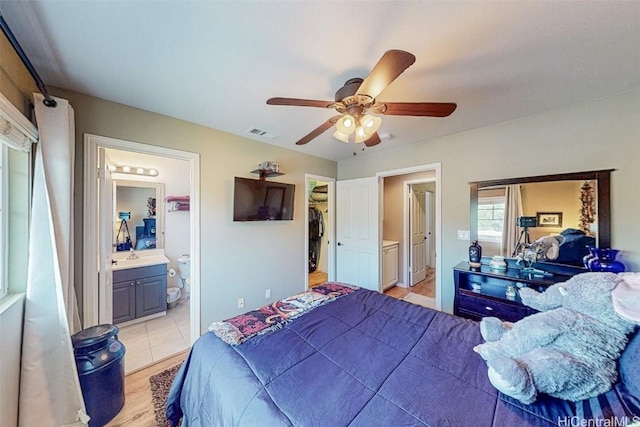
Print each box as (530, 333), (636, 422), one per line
(536, 212), (563, 227)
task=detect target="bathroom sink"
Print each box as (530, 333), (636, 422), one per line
(112, 252), (170, 271)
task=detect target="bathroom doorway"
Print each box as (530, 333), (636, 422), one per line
(378, 164), (440, 310)
(305, 174), (335, 290)
(83, 134), (200, 373)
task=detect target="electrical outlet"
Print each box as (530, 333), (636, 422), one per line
(457, 230), (470, 240)
(237, 297), (245, 309)
(265, 289), (271, 299)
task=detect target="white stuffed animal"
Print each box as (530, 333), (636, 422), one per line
(474, 272), (640, 404)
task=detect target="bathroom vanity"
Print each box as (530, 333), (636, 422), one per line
(382, 240), (399, 290)
(112, 252), (169, 324)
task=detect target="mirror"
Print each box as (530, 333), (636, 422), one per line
(114, 180), (165, 252)
(470, 170), (612, 268)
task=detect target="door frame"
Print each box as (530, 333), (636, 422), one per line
(424, 190), (435, 268)
(378, 163), (441, 310)
(83, 134), (201, 343)
(97, 147), (114, 324)
(304, 174), (336, 290)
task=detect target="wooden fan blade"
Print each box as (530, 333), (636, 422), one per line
(295, 115), (342, 145)
(363, 132), (381, 147)
(267, 97), (334, 108)
(356, 50), (416, 100)
(382, 102), (457, 117)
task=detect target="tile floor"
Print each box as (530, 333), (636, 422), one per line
(117, 299), (191, 374)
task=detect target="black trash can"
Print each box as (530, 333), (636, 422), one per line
(72, 324), (126, 427)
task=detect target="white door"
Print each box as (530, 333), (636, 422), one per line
(410, 187), (427, 285)
(98, 148), (114, 323)
(336, 177), (380, 291)
(425, 191), (434, 268)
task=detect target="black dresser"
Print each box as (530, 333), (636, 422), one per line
(453, 259), (582, 322)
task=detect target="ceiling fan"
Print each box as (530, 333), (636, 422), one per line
(266, 49), (457, 148)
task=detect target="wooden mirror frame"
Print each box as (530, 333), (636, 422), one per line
(469, 169), (613, 262)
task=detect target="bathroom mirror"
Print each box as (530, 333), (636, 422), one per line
(469, 170), (612, 268)
(113, 180), (165, 252)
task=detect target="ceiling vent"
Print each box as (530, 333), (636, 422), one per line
(246, 127), (279, 140)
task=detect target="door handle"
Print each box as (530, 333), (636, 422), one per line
(337, 242), (343, 246)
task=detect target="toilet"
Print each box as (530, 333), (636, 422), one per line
(177, 254), (191, 299)
(167, 254), (190, 309)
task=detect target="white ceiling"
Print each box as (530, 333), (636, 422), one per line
(1, 1), (639, 161)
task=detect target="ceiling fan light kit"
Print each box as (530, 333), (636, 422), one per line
(266, 49), (456, 148)
(336, 114), (356, 134)
(333, 113), (382, 144)
(332, 130), (350, 144)
(361, 114), (381, 134)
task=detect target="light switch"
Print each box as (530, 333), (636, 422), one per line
(457, 230), (470, 240)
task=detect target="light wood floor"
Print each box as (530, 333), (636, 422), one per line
(308, 270), (328, 288)
(106, 350), (188, 427)
(110, 268), (435, 425)
(384, 267), (436, 299)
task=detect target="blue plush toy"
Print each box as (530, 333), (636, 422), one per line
(474, 272), (640, 404)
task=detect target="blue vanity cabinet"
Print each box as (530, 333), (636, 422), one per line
(113, 279), (136, 324)
(136, 275), (166, 318)
(113, 264), (167, 324)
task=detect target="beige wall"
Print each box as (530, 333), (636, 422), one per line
(49, 87), (337, 332)
(0, 32), (38, 114)
(338, 89), (640, 312)
(522, 181), (583, 241)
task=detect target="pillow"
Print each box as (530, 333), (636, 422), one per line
(619, 327), (640, 399)
(555, 228), (596, 265)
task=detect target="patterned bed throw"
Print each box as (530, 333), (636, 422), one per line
(209, 282), (356, 345)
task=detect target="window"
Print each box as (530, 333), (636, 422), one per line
(0, 93), (38, 299)
(478, 197), (505, 242)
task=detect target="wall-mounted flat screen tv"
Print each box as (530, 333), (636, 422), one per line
(233, 177), (295, 221)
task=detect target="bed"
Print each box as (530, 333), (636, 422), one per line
(166, 283), (639, 426)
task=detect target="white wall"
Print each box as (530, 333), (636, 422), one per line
(338, 89), (640, 312)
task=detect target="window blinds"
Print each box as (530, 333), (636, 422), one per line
(0, 92), (38, 152)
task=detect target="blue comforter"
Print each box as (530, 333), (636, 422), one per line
(166, 288), (639, 426)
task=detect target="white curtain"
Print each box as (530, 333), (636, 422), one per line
(19, 94), (88, 426)
(502, 184), (523, 257)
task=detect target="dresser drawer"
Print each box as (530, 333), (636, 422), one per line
(458, 293), (528, 322)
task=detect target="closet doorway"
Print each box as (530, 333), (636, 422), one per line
(305, 174), (335, 290)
